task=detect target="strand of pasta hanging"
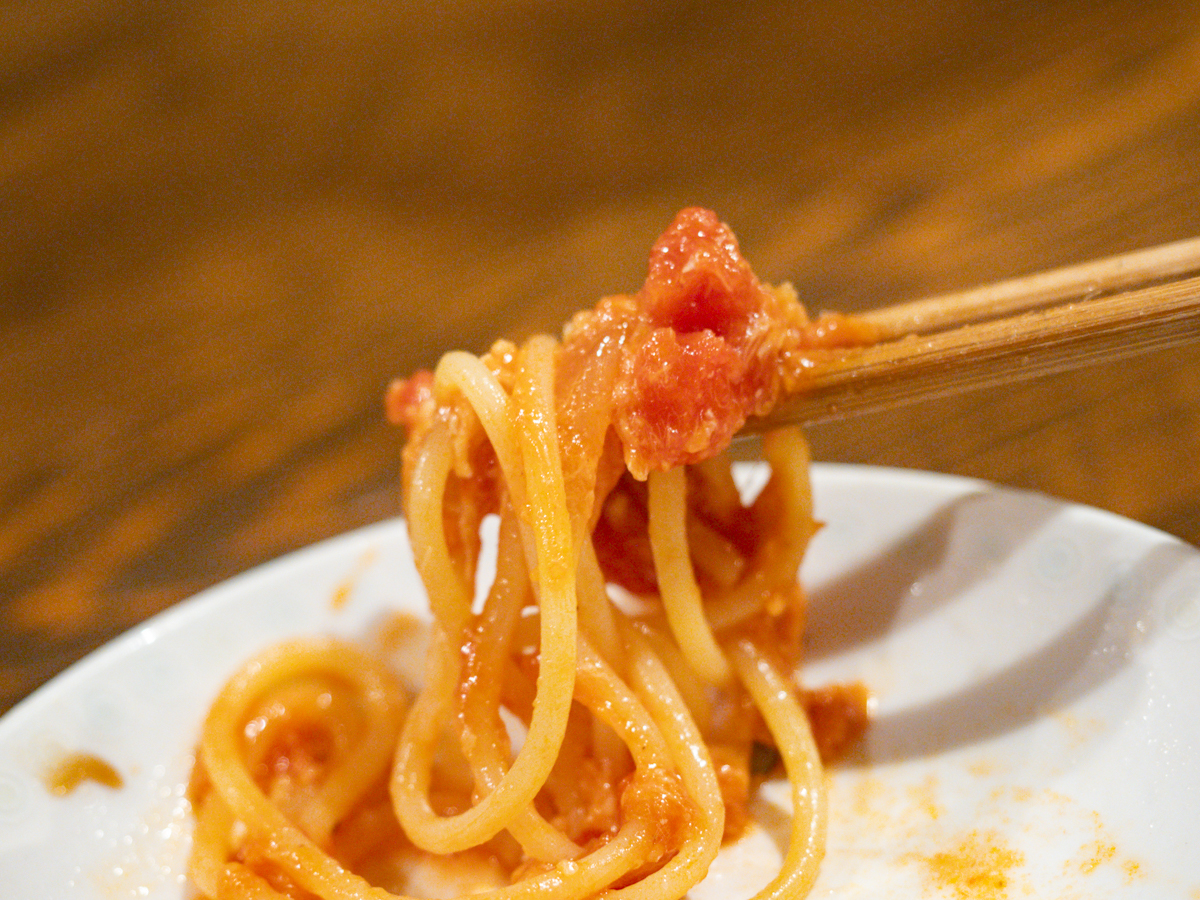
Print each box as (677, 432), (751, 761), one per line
(187, 208), (875, 900)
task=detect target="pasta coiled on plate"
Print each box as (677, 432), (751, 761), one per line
(188, 208), (873, 900)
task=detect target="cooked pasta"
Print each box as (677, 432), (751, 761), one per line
(188, 208), (873, 900)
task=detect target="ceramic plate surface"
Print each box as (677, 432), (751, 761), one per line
(1, 465), (1198, 898)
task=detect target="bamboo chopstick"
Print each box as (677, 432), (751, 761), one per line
(754, 236), (1200, 429)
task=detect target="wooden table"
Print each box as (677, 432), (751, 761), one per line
(4, 0), (1200, 714)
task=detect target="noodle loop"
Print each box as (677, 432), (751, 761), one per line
(190, 208), (873, 899)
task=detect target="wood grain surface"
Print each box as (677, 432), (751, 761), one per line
(3, 0), (1200, 713)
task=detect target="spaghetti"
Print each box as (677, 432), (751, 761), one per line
(188, 208), (873, 899)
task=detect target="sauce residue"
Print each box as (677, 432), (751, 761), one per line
(331, 548), (378, 609)
(916, 829), (1024, 900)
(1078, 839), (1117, 874)
(44, 752), (124, 795)
(907, 773), (944, 821)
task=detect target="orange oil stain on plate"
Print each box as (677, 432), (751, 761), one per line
(913, 829), (1024, 900)
(331, 547), (379, 609)
(906, 773), (944, 821)
(1077, 838), (1117, 875)
(966, 757), (999, 778)
(1122, 859), (1144, 883)
(44, 752), (124, 796)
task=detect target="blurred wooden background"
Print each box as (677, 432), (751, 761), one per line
(3, 0), (1200, 712)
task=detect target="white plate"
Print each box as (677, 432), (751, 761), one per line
(1, 466), (1198, 898)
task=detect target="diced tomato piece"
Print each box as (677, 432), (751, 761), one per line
(639, 207), (767, 339)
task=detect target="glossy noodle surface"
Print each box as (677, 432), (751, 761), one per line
(189, 208), (872, 899)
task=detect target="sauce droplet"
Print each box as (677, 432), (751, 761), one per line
(44, 753), (124, 796)
(916, 829), (1024, 900)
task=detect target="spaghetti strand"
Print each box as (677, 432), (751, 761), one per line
(190, 208), (871, 900)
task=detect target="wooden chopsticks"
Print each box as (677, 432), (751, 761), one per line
(755, 236), (1200, 428)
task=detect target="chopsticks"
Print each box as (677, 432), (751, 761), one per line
(755, 236), (1200, 428)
